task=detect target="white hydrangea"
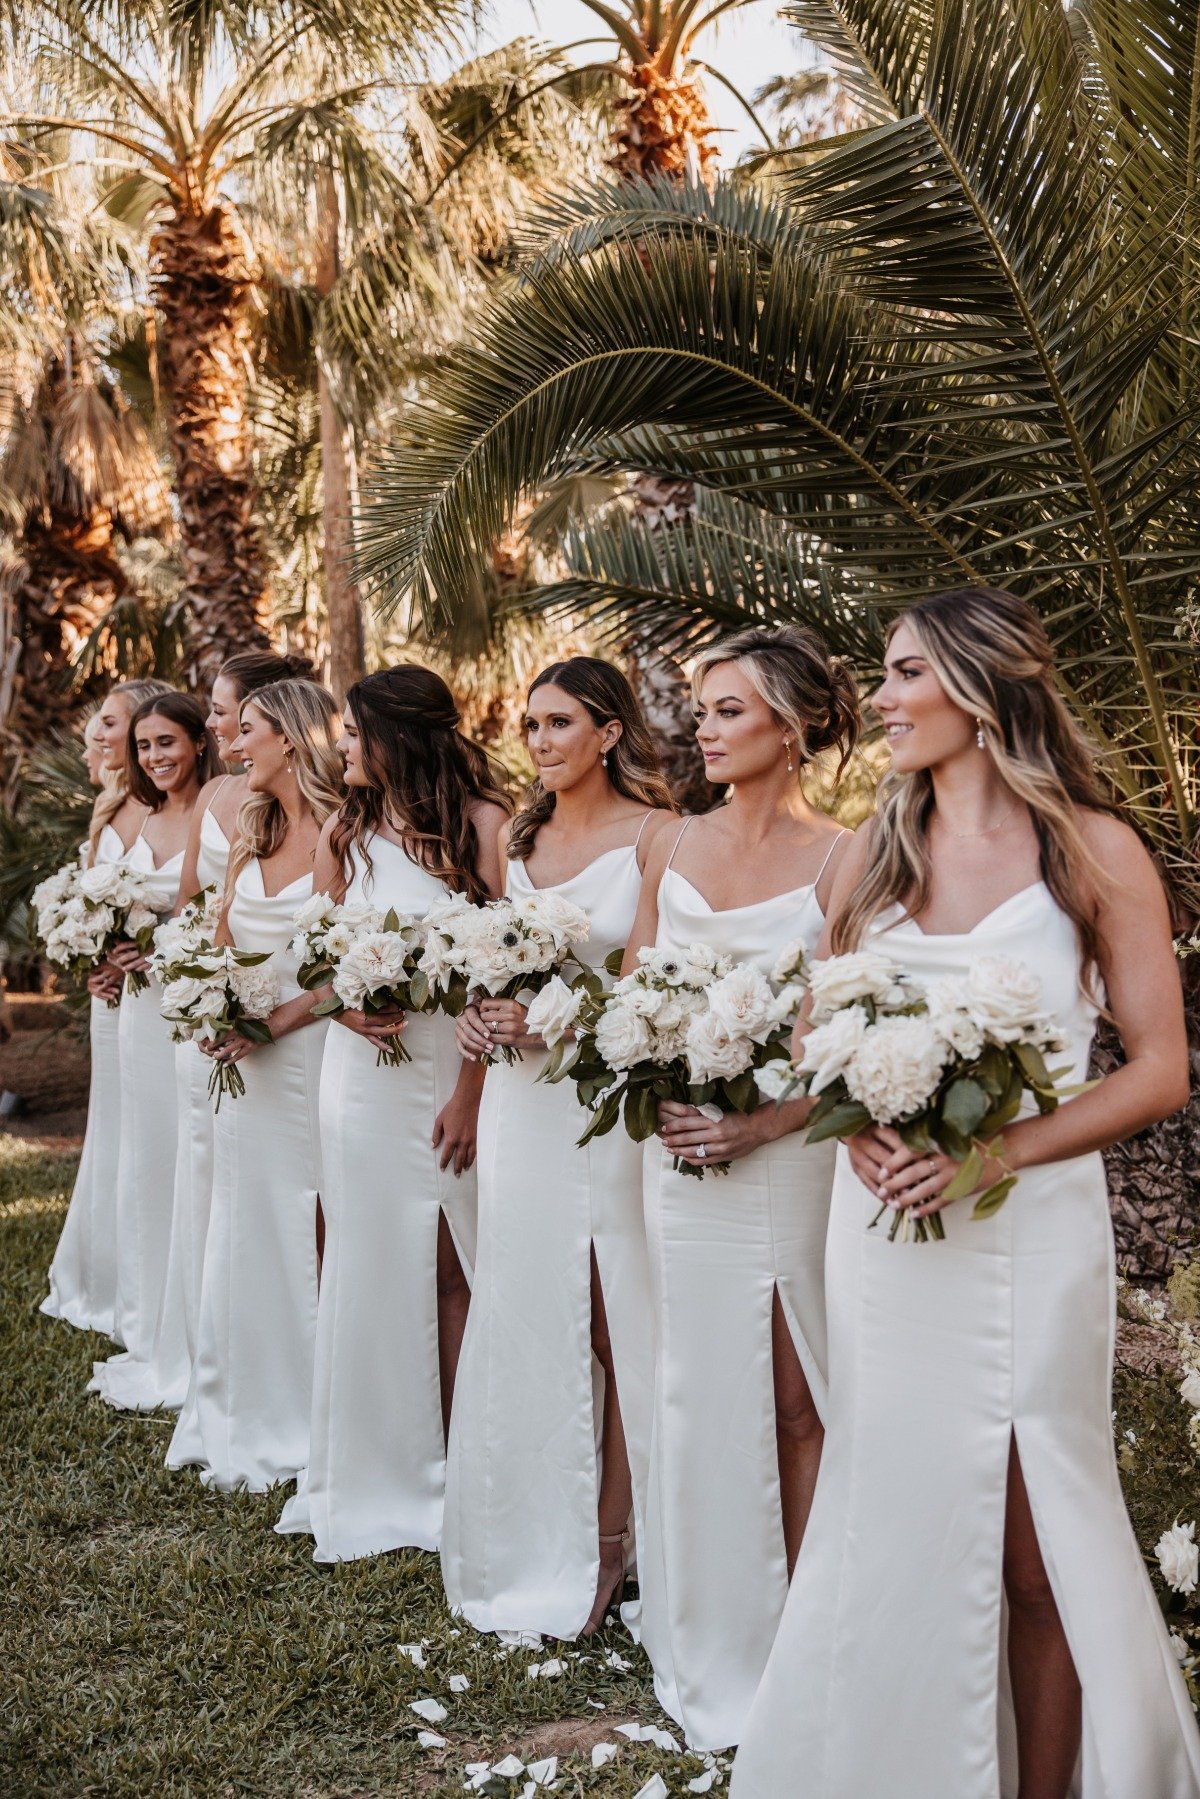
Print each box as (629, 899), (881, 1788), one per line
(925, 976), (986, 1060)
(844, 1013), (948, 1124)
(1155, 1521), (1199, 1595)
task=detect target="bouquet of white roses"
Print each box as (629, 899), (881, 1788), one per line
(290, 893), (426, 1066)
(533, 939), (808, 1178)
(756, 950), (1072, 1240)
(150, 885), (222, 982)
(31, 858), (163, 1003)
(420, 890), (591, 1064)
(160, 944), (279, 1108)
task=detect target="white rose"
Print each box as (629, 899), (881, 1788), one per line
(521, 892), (590, 948)
(594, 1001), (654, 1071)
(706, 964), (777, 1043)
(1155, 1521), (1199, 1595)
(125, 901), (159, 936)
(684, 1010), (755, 1083)
(525, 975), (583, 1047)
(78, 863), (124, 903)
(771, 938), (811, 988)
(925, 977), (986, 1060)
(334, 932), (411, 1001)
(621, 983), (666, 1019)
(844, 1013), (948, 1124)
(293, 892), (338, 932)
(965, 956), (1051, 1045)
(770, 982), (807, 1026)
(755, 1060), (798, 1102)
(162, 974), (209, 1015)
(1180, 1370), (1200, 1410)
(324, 922), (358, 960)
(799, 1003), (870, 1094)
(808, 951), (904, 1023)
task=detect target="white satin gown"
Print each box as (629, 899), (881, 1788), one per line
(90, 830), (183, 1403)
(168, 860), (328, 1492)
(41, 823), (128, 1338)
(277, 836), (478, 1560)
(442, 833), (656, 1639)
(732, 883), (1200, 1799)
(92, 799), (231, 1410)
(637, 828), (841, 1751)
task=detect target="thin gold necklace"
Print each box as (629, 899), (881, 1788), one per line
(935, 801), (1020, 840)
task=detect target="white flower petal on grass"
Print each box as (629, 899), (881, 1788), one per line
(602, 1648), (631, 1671)
(448, 1673), (469, 1693)
(490, 1754), (527, 1778)
(416, 1730), (446, 1749)
(585, 1698), (606, 1710)
(496, 1629), (542, 1649)
(526, 1756), (557, 1785)
(397, 1642), (428, 1669)
(592, 1743), (618, 1768)
(687, 1775), (717, 1794)
(409, 1698), (448, 1724)
(1155, 1520), (1199, 1594)
(634, 1779), (669, 1799)
(1171, 1632), (1190, 1663)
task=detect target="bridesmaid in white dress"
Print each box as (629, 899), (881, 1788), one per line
(91, 694), (218, 1405)
(41, 678), (170, 1338)
(622, 626), (859, 1751)
(733, 587), (1200, 1799)
(102, 653), (312, 1409)
(169, 678), (343, 1492)
(447, 658), (675, 1640)
(277, 665), (510, 1560)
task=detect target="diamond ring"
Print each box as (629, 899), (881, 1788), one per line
(697, 1143), (707, 1161)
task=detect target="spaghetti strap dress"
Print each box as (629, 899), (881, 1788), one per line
(90, 830), (183, 1402)
(41, 823), (128, 1338)
(167, 860), (328, 1492)
(731, 884), (1200, 1798)
(277, 835), (478, 1559)
(441, 834), (656, 1640)
(636, 824), (843, 1750)
(91, 797), (232, 1409)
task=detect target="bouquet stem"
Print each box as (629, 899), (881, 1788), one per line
(207, 1060), (246, 1112)
(869, 1202), (946, 1244)
(375, 1040), (413, 1068)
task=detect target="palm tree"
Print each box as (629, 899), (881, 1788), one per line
(360, 0), (1199, 894)
(15, 0), (471, 683)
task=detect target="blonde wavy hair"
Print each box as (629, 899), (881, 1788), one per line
(832, 587), (1123, 986)
(225, 680), (345, 891)
(690, 624), (860, 778)
(87, 678), (174, 858)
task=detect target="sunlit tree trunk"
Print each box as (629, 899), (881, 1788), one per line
(316, 169), (366, 703)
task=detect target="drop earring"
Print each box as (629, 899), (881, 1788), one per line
(975, 717), (986, 750)
(784, 739), (795, 774)
(601, 751), (608, 768)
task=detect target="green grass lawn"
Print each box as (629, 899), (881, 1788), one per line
(3, 1136), (1196, 1795)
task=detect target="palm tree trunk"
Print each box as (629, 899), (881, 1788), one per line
(152, 199), (270, 686)
(1, 505), (121, 736)
(315, 170), (366, 704)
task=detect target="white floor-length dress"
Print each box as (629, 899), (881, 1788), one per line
(41, 823), (129, 1339)
(167, 860), (327, 1492)
(90, 801), (231, 1410)
(636, 827), (841, 1751)
(442, 834), (656, 1640)
(732, 884), (1200, 1799)
(89, 832), (183, 1401)
(276, 836), (478, 1559)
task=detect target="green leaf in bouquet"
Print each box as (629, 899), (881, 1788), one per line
(974, 1044), (1012, 1098)
(941, 1077), (991, 1140)
(939, 1142), (987, 1204)
(972, 1174), (1018, 1221)
(603, 947), (625, 979)
(310, 996), (345, 1018)
(236, 1018), (275, 1045)
(623, 1081), (661, 1143)
(687, 1080), (717, 1107)
(578, 1091), (622, 1145)
(722, 1070), (759, 1115)
(898, 1118), (934, 1154)
(1012, 1040), (1052, 1092)
(383, 908), (400, 931)
(298, 959), (335, 991)
(805, 1099), (873, 1145)
(408, 968), (431, 1011)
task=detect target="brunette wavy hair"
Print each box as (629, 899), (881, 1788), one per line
(832, 586), (1124, 986)
(506, 657), (675, 861)
(690, 623), (861, 778)
(125, 693), (220, 808)
(87, 677), (174, 856)
(217, 648), (317, 699)
(330, 665), (511, 904)
(226, 680), (345, 890)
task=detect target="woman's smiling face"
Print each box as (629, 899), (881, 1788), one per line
(872, 622), (977, 773)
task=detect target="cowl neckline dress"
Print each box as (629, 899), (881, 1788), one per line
(636, 849), (839, 1751)
(441, 840), (656, 1640)
(167, 858), (328, 1492)
(90, 829), (183, 1401)
(732, 883), (1200, 1799)
(93, 799), (233, 1410)
(277, 835), (479, 1561)
(41, 823), (128, 1338)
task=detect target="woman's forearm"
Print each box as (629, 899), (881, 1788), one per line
(1004, 1053), (1188, 1172)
